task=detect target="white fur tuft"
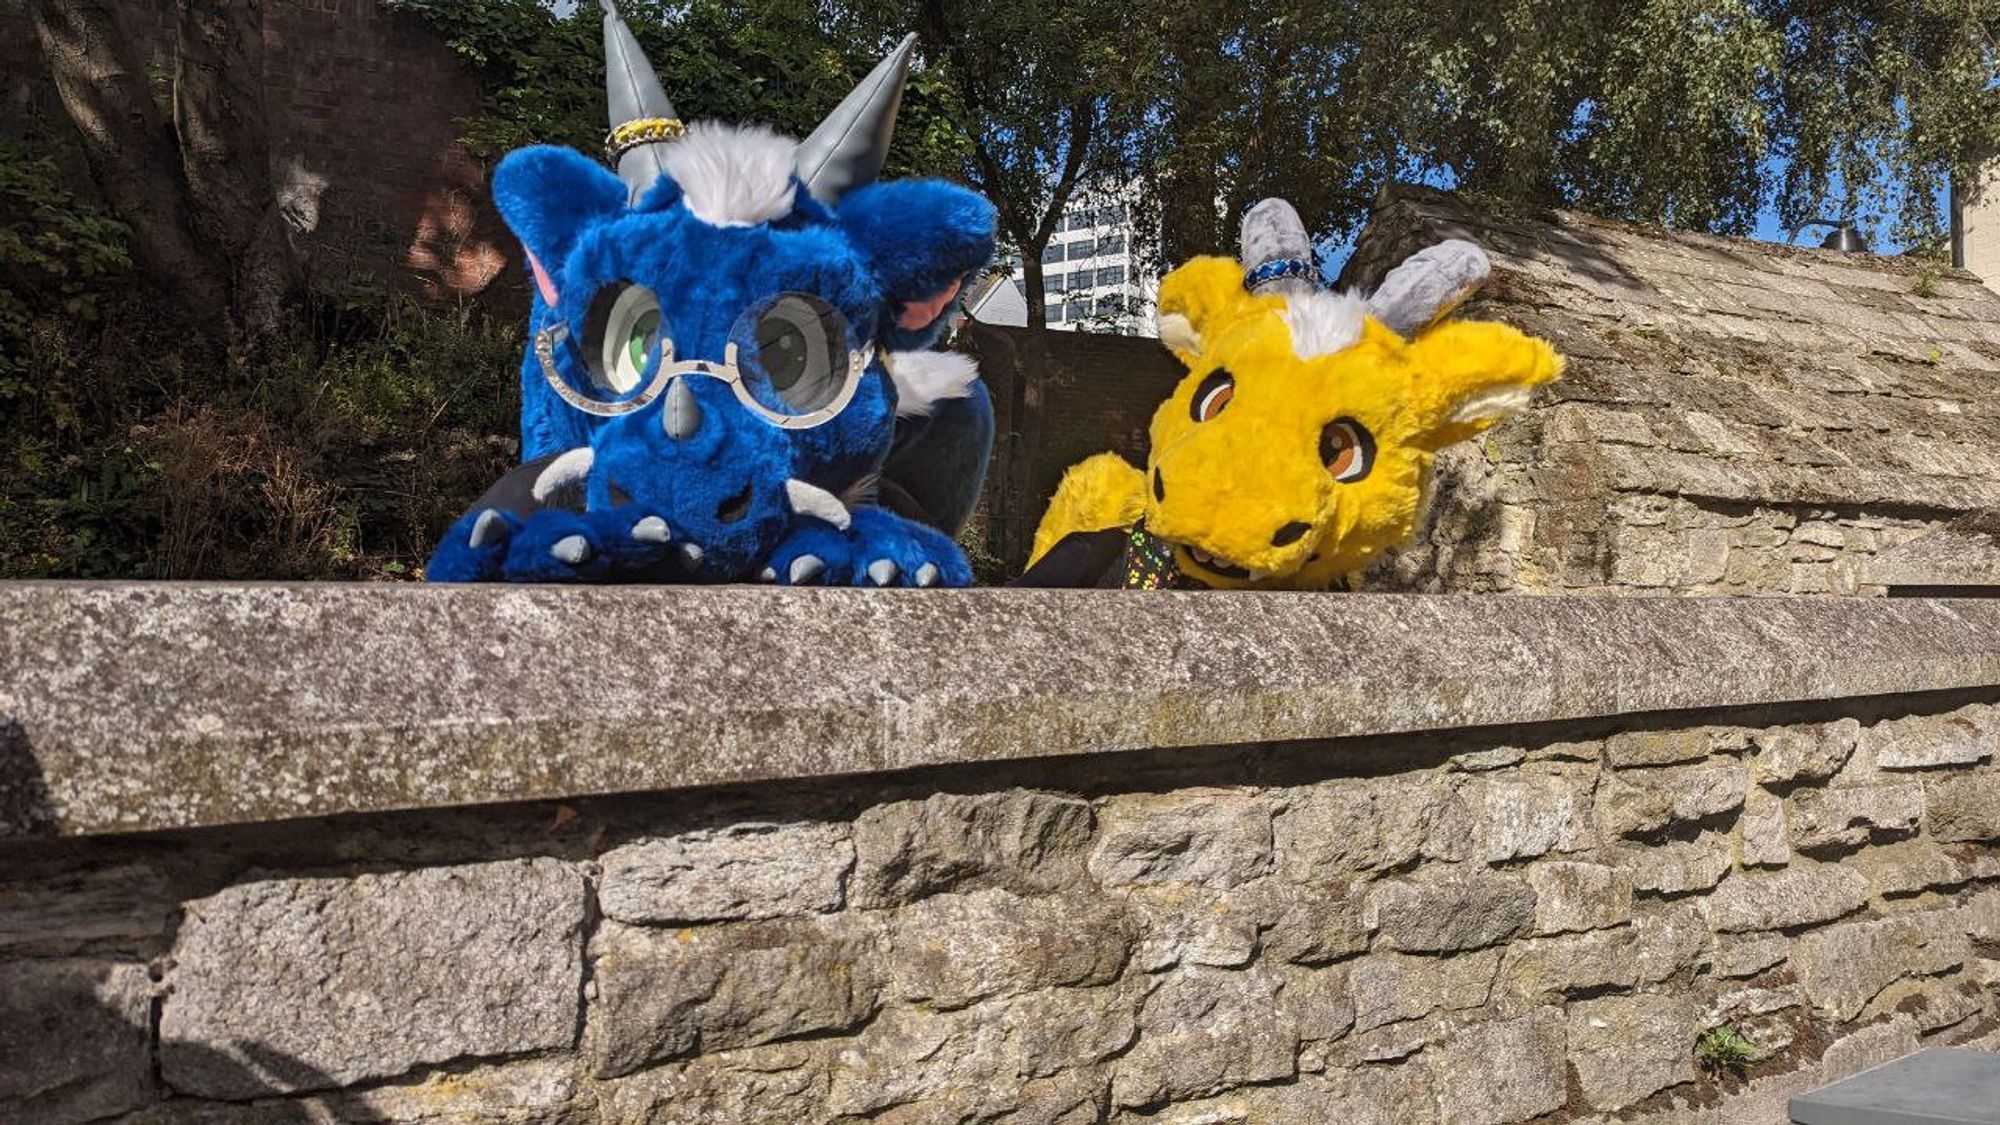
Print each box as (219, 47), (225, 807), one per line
(661, 123), (799, 227)
(887, 350), (980, 418)
(1279, 289), (1367, 358)
(1157, 312), (1201, 356)
(1447, 385), (1533, 427)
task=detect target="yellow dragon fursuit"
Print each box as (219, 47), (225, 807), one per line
(1025, 197), (1562, 590)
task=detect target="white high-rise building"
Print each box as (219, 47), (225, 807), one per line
(967, 183), (1159, 336)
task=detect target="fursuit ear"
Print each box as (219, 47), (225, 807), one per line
(1154, 256), (1258, 361)
(1404, 320), (1564, 452)
(492, 145), (629, 306)
(838, 180), (997, 342)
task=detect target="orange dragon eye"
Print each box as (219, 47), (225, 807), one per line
(1190, 369), (1235, 422)
(1320, 417), (1375, 482)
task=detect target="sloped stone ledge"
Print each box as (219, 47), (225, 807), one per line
(8, 583), (2000, 838)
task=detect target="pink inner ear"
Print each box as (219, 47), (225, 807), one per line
(897, 279), (963, 331)
(526, 250), (560, 307)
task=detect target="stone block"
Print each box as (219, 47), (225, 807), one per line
(0, 959), (153, 1125)
(0, 862), (175, 955)
(1605, 727), (1744, 769)
(161, 859), (585, 1099)
(1789, 783), (1924, 852)
(1597, 762), (1744, 837)
(1793, 912), (1970, 1021)
(887, 889), (1131, 1009)
(1708, 865), (1869, 933)
(1111, 966), (1297, 1108)
(588, 914), (885, 1079)
(848, 790), (1094, 907)
(1430, 1010), (1567, 1125)
(1527, 861), (1633, 934)
(1752, 719), (1859, 786)
(1352, 949), (1500, 1031)
(1090, 789), (1273, 888)
(1125, 885), (1259, 971)
(1713, 935), (1789, 979)
(1632, 904), (1711, 983)
(1494, 929), (1636, 1008)
(1366, 872), (1535, 953)
(1568, 994), (1697, 1110)
(1282, 965), (1357, 1045)
(1473, 774), (1593, 862)
(1926, 775), (2000, 842)
(1614, 835), (1732, 895)
(1739, 788), (1791, 867)
(1854, 840), (1969, 898)
(597, 820), (852, 924)
(1239, 879), (1371, 966)
(599, 1042), (828, 1125)
(1866, 707), (1997, 771)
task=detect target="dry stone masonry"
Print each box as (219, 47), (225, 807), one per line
(6, 683), (2000, 1121)
(1339, 187), (2000, 596)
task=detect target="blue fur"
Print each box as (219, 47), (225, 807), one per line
(427, 133), (998, 586)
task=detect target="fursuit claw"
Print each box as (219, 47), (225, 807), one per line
(784, 479), (852, 531)
(469, 509), (507, 548)
(678, 542), (704, 567)
(866, 559), (899, 586)
(551, 535), (592, 565)
(915, 563), (939, 587)
(631, 516), (671, 543)
(789, 555), (826, 584)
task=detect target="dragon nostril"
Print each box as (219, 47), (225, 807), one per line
(1152, 469), (1165, 502)
(1271, 521), (1311, 547)
(716, 484), (752, 524)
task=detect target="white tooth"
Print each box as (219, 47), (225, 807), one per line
(915, 563), (939, 587)
(469, 509), (506, 547)
(530, 447), (594, 502)
(678, 543), (704, 566)
(631, 516), (670, 543)
(867, 559), (899, 586)
(785, 478), (852, 530)
(789, 555), (825, 584)
(551, 535), (590, 565)
(758, 567), (777, 583)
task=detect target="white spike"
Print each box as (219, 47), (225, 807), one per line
(785, 478), (852, 530)
(531, 448), (595, 503)
(551, 535), (591, 565)
(469, 509), (507, 548)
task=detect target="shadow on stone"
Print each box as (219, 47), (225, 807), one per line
(0, 719), (55, 838)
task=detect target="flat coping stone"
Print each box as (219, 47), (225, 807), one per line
(1790, 1047), (2000, 1125)
(8, 584), (2000, 839)
(1866, 511), (2000, 590)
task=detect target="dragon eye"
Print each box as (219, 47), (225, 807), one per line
(583, 282), (667, 394)
(734, 292), (853, 415)
(1190, 369), (1234, 422)
(1321, 417), (1375, 482)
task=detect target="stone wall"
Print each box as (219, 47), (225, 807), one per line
(5, 586), (2000, 1124)
(1340, 188), (2000, 597)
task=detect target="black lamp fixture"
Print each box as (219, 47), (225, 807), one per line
(1792, 218), (1870, 253)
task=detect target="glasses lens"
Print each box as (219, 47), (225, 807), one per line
(583, 282), (666, 396)
(733, 293), (853, 416)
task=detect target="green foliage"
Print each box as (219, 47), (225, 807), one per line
(386, 0), (967, 179)
(1696, 1024), (1758, 1075)
(0, 141), (131, 383)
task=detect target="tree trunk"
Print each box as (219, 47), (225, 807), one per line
(26, 0), (233, 336)
(26, 0), (297, 359)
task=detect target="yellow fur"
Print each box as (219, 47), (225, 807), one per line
(1034, 255), (1563, 590)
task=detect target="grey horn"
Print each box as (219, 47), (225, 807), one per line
(1240, 198), (1319, 298)
(795, 33), (917, 204)
(1367, 240), (1491, 338)
(662, 377), (701, 440)
(601, 0), (679, 201)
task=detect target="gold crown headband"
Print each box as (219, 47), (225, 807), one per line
(605, 117), (686, 163)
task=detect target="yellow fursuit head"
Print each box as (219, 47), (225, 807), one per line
(1030, 198), (1563, 590)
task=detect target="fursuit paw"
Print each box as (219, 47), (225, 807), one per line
(428, 505), (697, 583)
(839, 508), (973, 587)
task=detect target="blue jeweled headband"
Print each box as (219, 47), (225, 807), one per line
(1244, 256), (1317, 291)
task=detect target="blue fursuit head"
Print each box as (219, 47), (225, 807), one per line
(427, 2), (997, 586)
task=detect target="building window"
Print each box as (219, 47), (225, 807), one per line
(1068, 240), (1095, 261)
(1066, 298), (1088, 320)
(1045, 302), (1064, 322)
(1097, 265), (1125, 285)
(1094, 296), (1121, 316)
(1098, 233), (1126, 255)
(1046, 271), (1065, 293)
